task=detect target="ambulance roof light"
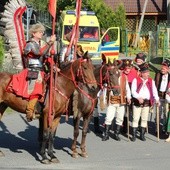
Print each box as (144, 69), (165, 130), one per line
(66, 10), (95, 16)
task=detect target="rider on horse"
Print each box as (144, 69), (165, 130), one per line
(23, 23), (56, 121)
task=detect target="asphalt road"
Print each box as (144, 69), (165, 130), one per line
(0, 111), (170, 170)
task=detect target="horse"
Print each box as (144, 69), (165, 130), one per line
(0, 52), (97, 163)
(38, 52), (97, 164)
(71, 59), (122, 158)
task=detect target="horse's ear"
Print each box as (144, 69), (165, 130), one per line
(82, 51), (89, 60)
(102, 53), (106, 64)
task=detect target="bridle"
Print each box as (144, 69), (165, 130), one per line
(99, 64), (120, 90)
(59, 58), (97, 87)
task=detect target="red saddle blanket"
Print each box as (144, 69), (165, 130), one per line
(6, 69), (44, 99)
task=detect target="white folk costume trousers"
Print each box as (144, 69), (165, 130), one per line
(105, 104), (125, 126)
(132, 106), (150, 128)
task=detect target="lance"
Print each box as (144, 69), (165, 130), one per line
(65, 0), (82, 61)
(48, 0), (57, 127)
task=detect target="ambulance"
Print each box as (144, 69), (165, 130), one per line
(57, 10), (120, 64)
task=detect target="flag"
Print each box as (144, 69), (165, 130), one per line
(48, 0), (56, 19)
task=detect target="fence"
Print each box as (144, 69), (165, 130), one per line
(120, 24), (170, 63)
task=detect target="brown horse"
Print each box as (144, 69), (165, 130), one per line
(38, 52), (97, 164)
(71, 59), (122, 158)
(0, 52), (97, 162)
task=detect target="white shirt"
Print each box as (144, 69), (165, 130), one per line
(159, 74), (168, 92)
(131, 78), (159, 102)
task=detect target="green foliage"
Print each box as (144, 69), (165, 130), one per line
(58, 0), (126, 30)
(26, 0), (126, 30)
(114, 3), (126, 29)
(26, 0), (48, 11)
(0, 36), (4, 70)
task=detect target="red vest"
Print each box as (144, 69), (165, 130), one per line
(136, 77), (154, 105)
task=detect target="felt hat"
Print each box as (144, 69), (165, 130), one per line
(139, 62), (149, 72)
(135, 53), (146, 62)
(161, 59), (170, 68)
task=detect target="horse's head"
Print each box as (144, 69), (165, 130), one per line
(72, 51), (97, 91)
(103, 58), (122, 96)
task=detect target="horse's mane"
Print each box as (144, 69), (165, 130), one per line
(59, 61), (72, 71)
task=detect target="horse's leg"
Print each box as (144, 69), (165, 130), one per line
(38, 117), (43, 146)
(71, 115), (81, 158)
(0, 102), (8, 121)
(47, 118), (60, 163)
(39, 115), (51, 164)
(80, 115), (92, 158)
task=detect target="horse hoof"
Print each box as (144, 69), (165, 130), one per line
(0, 151), (5, 157)
(72, 153), (79, 158)
(50, 158), (60, 163)
(41, 159), (51, 164)
(81, 152), (88, 158)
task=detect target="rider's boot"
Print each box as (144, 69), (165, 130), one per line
(26, 98), (38, 122)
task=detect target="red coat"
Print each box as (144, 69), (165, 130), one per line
(7, 69), (44, 99)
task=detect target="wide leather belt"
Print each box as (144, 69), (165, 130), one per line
(133, 98), (150, 107)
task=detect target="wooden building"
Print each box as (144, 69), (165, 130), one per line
(104, 0), (167, 32)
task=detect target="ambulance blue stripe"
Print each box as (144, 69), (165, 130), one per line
(100, 47), (120, 51)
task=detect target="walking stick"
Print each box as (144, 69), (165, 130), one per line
(127, 104), (130, 141)
(156, 104), (160, 142)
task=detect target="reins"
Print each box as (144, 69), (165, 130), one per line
(98, 65), (120, 90)
(54, 58), (97, 117)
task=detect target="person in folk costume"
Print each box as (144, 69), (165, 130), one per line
(154, 60), (170, 134)
(23, 23), (56, 121)
(165, 82), (170, 142)
(120, 59), (138, 134)
(131, 63), (160, 142)
(102, 60), (131, 141)
(133, 52), (147, 130)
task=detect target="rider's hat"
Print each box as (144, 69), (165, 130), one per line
(29, 23), (45, 35)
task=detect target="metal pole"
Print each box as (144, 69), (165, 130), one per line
(26, 6), (33, 41)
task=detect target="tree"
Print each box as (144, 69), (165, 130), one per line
(26, 0), (48, 11)
(26, 0), (126, 30)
